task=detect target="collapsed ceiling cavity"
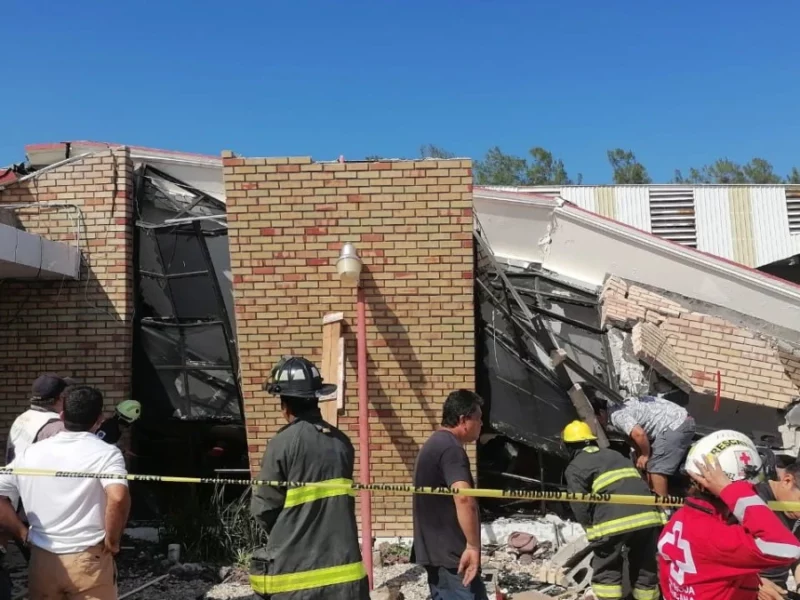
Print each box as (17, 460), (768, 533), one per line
(474, 225), (618, 459)
(132, 165), (242, 422)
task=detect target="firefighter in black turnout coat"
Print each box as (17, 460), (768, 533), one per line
(562, 420), (666, 600)
(249, 356), (370, 600)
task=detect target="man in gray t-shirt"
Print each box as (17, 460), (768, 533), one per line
(593, 395), (695, 497)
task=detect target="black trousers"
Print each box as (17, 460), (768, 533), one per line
(0, 554), (10, 600)
(591, 527), (660, 600)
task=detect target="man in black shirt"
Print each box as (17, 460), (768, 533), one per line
(412, 389), (487, 600)
(756, 461), (800, 600)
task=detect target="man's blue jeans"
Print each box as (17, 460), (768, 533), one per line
(425, 566), (490, 600)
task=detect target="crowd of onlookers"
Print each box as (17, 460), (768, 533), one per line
(3, 364), (799, 600)
(0, 374), (136, 600)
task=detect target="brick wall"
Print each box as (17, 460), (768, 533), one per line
(602, 275), (800, 408)
(223, 154), (474, 536)
(0, 148), (134, 453)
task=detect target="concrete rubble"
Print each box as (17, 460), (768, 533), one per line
(26, 515), (582, 600)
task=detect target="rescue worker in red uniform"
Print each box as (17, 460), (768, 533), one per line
(658, 430), (800, 600)
(562, 420), (666, 600)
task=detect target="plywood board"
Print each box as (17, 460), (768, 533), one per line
(320, 313), (344, 425)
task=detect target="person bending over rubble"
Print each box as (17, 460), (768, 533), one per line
(249, 356), (369, 600)
(658, 430), (800, 600)
(562, 420), (666, 600)
(591, 394), (695, 497)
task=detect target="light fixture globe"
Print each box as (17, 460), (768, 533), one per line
(336, 242), (362, 285)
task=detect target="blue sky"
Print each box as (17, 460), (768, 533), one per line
(2, 1), (798, 183)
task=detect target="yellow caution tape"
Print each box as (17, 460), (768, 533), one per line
(3, 467), (800, 510)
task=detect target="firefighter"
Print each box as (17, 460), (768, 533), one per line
(562, 420), (666, 600)
(249, 356), (369, 600)
(96, 399), (141, 445)
(658, 430), (800, 600)
(96, 400), (141, 468)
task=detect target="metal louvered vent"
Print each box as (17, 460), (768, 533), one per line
(648, 187), (697, 247)
(787, 187), (800, 235)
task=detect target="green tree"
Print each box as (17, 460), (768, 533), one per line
(787, 167), (800, 184)
(364, 155), (384, 161)
(607, 149), (651, 184)
(474, 146), (529, 186)
(474, 146), (579, 186)
(742, 158), (782, 184)
(673, 157), (784, 184)
(673, 159), (746, 184)
(419, 144), (455, 159)
(527, 147), (573, 185)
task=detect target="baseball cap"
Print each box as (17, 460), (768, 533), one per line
(31, 373), (79, 403)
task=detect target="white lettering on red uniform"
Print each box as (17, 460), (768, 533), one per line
(658, 521), (698, 586)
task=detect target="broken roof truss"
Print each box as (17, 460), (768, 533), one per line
(474, 221), (620, 457)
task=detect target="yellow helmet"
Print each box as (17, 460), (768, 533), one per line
(562, 420), (597, 443)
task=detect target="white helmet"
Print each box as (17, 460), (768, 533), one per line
(684, 429), (763, 483)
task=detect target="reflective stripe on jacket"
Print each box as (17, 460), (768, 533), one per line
(564, 446), (666, 541)
(249, 414), (369, 600)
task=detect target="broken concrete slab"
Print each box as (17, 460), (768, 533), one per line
(530, 534), (594, 591)
(370, 587), (402, 600)
(607, 328), (649, 396)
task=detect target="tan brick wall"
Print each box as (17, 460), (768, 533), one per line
(0, 148), (134, 454)
(779, 348), (800, 392)
(631, 322), (693, 393)
(223, 154), (475, 536)
(602, 275), (800, 408)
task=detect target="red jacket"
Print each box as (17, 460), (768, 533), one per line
(658, 480), (800, 600)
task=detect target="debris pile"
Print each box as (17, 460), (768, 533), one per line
(601, 275), (800, 408)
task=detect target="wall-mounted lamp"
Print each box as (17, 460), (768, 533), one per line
(336, 242), (363, 286)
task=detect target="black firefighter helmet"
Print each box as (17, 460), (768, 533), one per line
(264, 355), (337, 399)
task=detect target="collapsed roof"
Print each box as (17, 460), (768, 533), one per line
(473, 188), (800, 457)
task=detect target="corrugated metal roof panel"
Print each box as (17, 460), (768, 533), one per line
(728, 187), (757, 267)
(695, 187), (734, 260)
(560, 187), (597, 212)
(615, 186), (651, 232)
(750, 186), (794, 267)
(648, 186), (697, 247)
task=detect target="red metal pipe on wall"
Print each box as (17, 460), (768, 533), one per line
(356, 284), (373, 589)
